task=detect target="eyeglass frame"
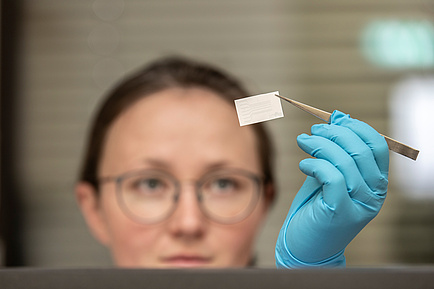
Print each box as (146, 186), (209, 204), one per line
(98, 167), (265, 225)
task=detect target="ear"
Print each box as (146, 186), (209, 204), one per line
(263, 183), (276, 210)
(75, 182), (111, 246)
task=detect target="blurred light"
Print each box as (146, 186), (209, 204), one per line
(92, 0), (125, 22)
(361, 20), (434, 69)
(390, 76), (434, 199)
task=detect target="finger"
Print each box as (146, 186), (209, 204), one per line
(330, 110), (389, 176)
(311, 123), (388, 194)
(299, 158), (352, 210)
(288, 176), (322, 215)
(297, 133), (374, 204)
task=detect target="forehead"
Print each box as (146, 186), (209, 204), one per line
(127, 87), (234, 123)
(100, 87), (260, 175)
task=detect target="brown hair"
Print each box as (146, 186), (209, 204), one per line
(79, 56), (275, 194)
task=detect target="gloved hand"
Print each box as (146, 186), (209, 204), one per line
(275, 110), (389, 268)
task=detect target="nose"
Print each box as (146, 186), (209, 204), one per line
(167, 183), (207, 240)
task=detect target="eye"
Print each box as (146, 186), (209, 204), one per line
(143, 178), (161, 189)
(209, 178), (238, 193)
(130, 177), (167, 195)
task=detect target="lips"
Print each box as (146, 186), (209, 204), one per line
(162, 255), (212, 268)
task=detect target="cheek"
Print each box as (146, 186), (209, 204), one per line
(214, 201), (268, 265)
(100, 192), (161, 266)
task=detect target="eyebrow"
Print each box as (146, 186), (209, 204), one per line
(141, 158), (171, 169)
(141, 158), (234, 173)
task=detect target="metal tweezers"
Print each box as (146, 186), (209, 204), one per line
(275, 94), (419, 160)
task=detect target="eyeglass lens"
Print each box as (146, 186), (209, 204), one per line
(116, 170), (261, 224)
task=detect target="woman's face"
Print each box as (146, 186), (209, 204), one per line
(76, 87), (271, 268)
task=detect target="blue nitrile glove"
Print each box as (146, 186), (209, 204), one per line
(275, 110), (389, 268)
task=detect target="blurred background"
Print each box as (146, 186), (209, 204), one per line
(1, 0), (434, 268)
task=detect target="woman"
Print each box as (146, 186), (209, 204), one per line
(75, 56), (389, 268)
(75, 56), (276, 267)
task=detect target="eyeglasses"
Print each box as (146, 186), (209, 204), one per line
(99, 168), (264, 224)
